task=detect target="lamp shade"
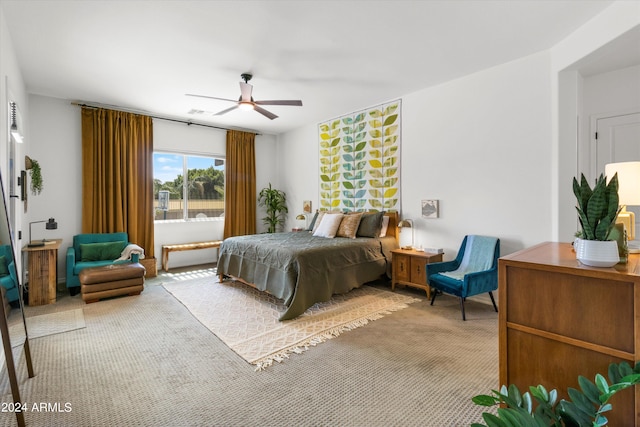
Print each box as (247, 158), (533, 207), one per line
(398, 220), (413, 228)
(605, 161), (640, 206)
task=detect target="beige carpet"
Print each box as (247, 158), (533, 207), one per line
(163, 278), (420, 369)
(10, 308), (86, 344)
(1, 277), (500, 426)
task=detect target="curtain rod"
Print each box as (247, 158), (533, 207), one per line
(70, 101), (260, 135)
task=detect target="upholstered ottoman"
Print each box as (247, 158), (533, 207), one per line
(79, 263), (145, 303)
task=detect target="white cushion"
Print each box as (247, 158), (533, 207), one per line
(312, 213), (345, 238)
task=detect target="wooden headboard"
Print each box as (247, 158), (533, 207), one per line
(384, 211), (399, 241)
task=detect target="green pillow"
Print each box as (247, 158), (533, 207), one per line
(356, 212), (384, 238)
(0, 255), (9, 277)
(80, 243), (104, 261)
(80, 241), (127, 261)
(103, 241), (127, 260)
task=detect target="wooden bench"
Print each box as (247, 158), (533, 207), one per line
(161, 240), (222, 272)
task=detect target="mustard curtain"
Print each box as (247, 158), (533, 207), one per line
(81, 107), (155, 258)
(223, 130), (256, 238)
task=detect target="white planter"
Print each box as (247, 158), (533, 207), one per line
(574, 238), (620, 267)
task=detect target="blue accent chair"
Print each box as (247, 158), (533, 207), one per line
(66, 232), (139, 295)
(425, 235), (500, 320)
(0, 245), (19, 303)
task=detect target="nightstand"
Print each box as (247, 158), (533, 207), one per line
(22, 239), (62, 306)
(391, 248), (443, 299)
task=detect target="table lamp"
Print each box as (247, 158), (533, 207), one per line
(398, 219), (414, 250)
(605, 162), (640, 252)
(295, 213), (308, 230)
(28, 218), (58, 247)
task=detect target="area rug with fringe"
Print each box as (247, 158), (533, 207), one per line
(163, 278), (419, 370)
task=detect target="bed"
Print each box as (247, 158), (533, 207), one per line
(217, 212), (399, 320)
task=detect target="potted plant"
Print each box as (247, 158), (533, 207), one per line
(472, 360), (640, 426)
(25, 156), (43, 195)
(258, 183), (288, 233)
(572, 173), (621, 267)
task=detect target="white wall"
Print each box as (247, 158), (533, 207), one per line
(583, 65), (640, 122)
(1, 6), (29, 275)
(277, 125), (319, 230)
(401, 52), (553, 257)
(26, 96), (279, 277)
(279, 2), (640, 259)
(27, 96), (80, 282)
(280, 51), (553, 259)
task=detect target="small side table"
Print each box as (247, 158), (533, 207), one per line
(22, 239), (62, 306)
(391, 248), (443, 299)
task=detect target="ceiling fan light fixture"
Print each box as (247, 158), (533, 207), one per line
(238, 101), (254, 111)
(185, 73), (302, 120)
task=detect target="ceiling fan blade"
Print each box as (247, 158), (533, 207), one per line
(239, 82), (253, 102)
(254, 105), (278, 120)
(255, 100), (303, 106)
(214, 105), (240, 116)
(185, 93), (237, 103)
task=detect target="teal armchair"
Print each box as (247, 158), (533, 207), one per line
(66, 232), (139, 295)
(0, 245), (19, 303)
(425, 235), (500, 320)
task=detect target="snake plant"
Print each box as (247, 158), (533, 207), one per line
(573, 173), (621, 241)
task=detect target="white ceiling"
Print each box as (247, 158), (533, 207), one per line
(1, 0), (630, 135)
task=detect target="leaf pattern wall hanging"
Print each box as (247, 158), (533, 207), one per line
(318, 100), (401, 212)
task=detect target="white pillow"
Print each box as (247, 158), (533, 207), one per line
(312, 213), (345, 238)
(379, 216), (390, 237)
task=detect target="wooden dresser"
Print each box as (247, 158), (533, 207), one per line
(499, 242), (639, 425)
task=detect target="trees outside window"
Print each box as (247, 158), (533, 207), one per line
(153, 152), (224, 220)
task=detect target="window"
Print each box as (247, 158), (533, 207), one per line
(153, 152), (224, 221)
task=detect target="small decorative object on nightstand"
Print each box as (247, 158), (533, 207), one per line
(391, 248), (443, 299)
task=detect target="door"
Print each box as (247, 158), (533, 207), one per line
(592, 112), (640, 239)
(593, 112), (640, 173)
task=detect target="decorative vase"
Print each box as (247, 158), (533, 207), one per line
(574, 238), (620, 267)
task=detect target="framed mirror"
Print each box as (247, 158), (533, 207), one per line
(1, 100), (34, 427)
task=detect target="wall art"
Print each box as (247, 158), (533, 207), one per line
(422, 199), (439, 218)
(318, 99), (401, 212)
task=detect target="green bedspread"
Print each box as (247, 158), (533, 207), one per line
(217, 232), (398, 320)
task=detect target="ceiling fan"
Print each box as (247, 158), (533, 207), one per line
(186, 73), (303, 120)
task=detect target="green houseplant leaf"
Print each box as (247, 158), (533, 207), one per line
(472, 361), (640, 426)
(26, 156), (44, 195)
(258, 183), (288, 233)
